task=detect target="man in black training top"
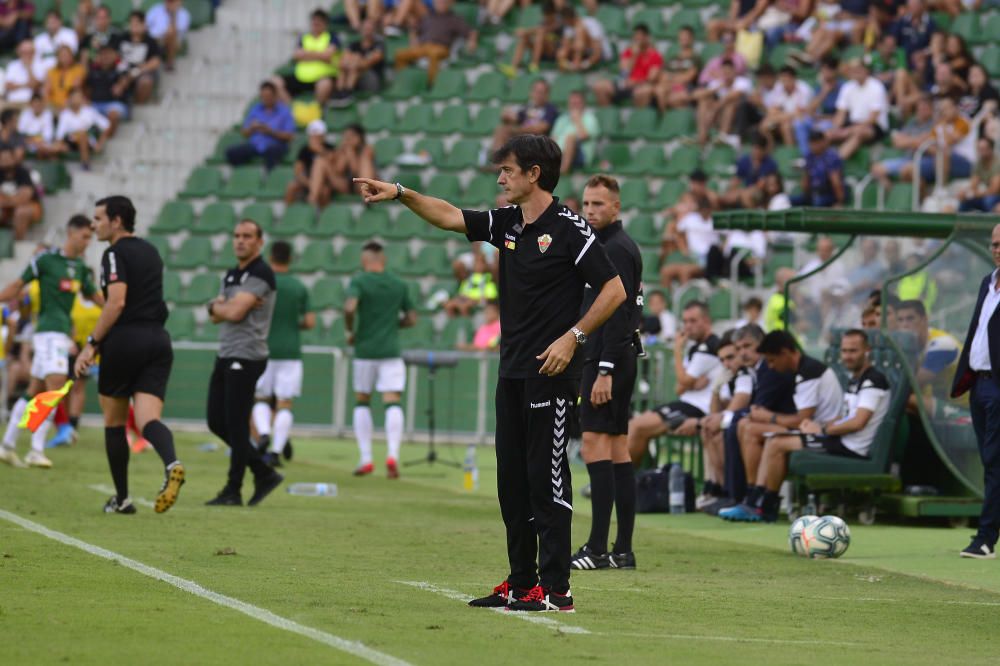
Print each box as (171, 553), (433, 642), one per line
(354, 134), (625, 613)
(204, 219), (283, 507)
(570, 175), (643, 572)
(74, 196), (185, 515)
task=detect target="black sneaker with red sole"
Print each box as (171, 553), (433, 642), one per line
(468, 580), (531, 608)
(507, 585), (575, 612)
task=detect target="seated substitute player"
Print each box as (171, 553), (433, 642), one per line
(695, 330), (752, 509)
(627, 300), (722, 466)
(720, 329), (844, 521)
(570, 175), (643, 572)
(345, 240), (417, 479)
(251, 241), (315, 467)
(74, 196), (185, 514)
(734, 329), (891, 522)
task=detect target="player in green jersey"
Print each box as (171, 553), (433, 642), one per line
(251, 241), (315, 467)
(345, 240), (416, 479)
(0, 215), (103, 468)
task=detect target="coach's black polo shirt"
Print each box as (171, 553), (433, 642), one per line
(101, 236), (168, 328)
(464, 198), (618, 379)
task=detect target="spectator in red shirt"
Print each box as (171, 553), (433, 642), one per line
(591, 23), (661, 108)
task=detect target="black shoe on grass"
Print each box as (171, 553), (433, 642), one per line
(103, 496), (136, 514)
(283, 439), (293, 461)
(960, 538), (996, 559)
(507, 586), (575, 612)
(468, 580), (529, 608)
(248, 472), (284, 506)
(570, 544), (610, 570)
(609, 550), (637, 570)
(206, 488), (243, 506)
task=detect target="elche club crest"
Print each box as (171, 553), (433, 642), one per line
(538, 234), (552, 253)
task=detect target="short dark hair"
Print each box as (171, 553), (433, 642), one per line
(757, 330), (799, 355)
(756, 63), (775, 77)
(30, 92), (42, 102)
(808, 129), (826, 143)
(734, 323), (765, 343)
(270, 240), (292, 264)
(129, 9), (145, 22)
(679, 25), (695, 36)
(96, 195), (137, 232)
(633, 23), (650, 36)
(0, 108), (17, 126)
(689, 168), (707, 182)
(743, 296), (763, 310)
(237, 218), (263, 238)
(719, 329), (736, 348)
(779, 65), (797, 77)
(95, 4), (111, 15)
(682, 300), (710, 319)
(345, 123), (366, 143)
(311, 8), (329, 22)
(584, 174), (620, 194)
(67, 214), (92, 231)
(45, 9), (60, 20)
(259, 80), (277, 95)
(896, 299), (927, 319)
(362, 240), (384, 253)
(560, 6), (576, 19)
(721, 58), (734, 68)
(842, 328), (871, 347)
(749, 131), (768, 149)
(491, 134), (562, 194)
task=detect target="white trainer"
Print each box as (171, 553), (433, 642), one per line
(25, 450), (53, 469)
(0, 446), (26, 468)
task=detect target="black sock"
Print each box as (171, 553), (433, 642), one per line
(761, 490), (781, 516)
(142, 420), (177, 467)
(104, 426), (129, 502)
(745, 485), (764, 507)
(69, 416), (79, 429)
(585, 460), (614, 554)
(612, 462), (636, 554)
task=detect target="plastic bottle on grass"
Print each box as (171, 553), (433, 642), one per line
(463, 445), (478, 491)
(287, 483), (338, 497)
(669, 464), (685, 514)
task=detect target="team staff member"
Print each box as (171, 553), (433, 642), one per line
(74, 196), (184, 514)
(354, 134), (625, 613)
(570, 175), (643, 572)
(205, 219), (283, 507)
(345, 240), (416, 479)
(251, 241), (315, 467)
(952, 223), (1000, 559)
(0, 215), (103, 469)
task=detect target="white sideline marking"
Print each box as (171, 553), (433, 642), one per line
(617, 631), (861, 647)
(396, 581), (591, 635)
(0, 509), (412, 666)
(88, 483), (157, 509)
(816, 595), (1000, 607)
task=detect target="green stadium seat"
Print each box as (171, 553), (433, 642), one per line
(641, 249), (660, 284)
(649, 180), (687, 210)
(177, 272), (220, 304)
(397, 104), (435, 134)
(336, 242), (364, 273)
(162, 272), (182, 303)
(260, 166), (294, 200)
(767, 43), (795, 69)
(594, 107), (621, 139)
(631, 8), (664, 34)
(391, 210), (432, 241)
(151, 200), (194, 233)
(220, 165), (261, 199)
(399, 318), (435, 348)
(469, 106), (502, 135)
(435, 317), (474, 349)
(619, 145), (666, 176)
(384, 68), (428, 99)
(241, 202), (274, 231)
(983, 15), (1000, 46)
(599, 143), (631, 171)
(383, 243), (411, 270)
(651, 108), (695, 141)
(164, 308), (196, 340)
(665, 10), (701, 38)
(431, 106), (471, 135)
(442, 138), (482, 170)
(413, 137), (446, 164)
(620, 180), (650, 211)
(885, 183), (914, 212)
(313, 205), (354, 237)
(843, 147), (870, 179)
(362, 101), (396, 132)
(171, 237), (213, 269)
(193, 201), (236, 235)
(273, 203), (315, 237)
(773, 145), (800, 178)
(461, 173), (500, 207)
(704, 144), (737, 177)
(596, 4), (628, 37)
(294, 242), (335, 272)
(34, 162), (68, 193)
(708, 290), (731, 320)
(209, 130), (243, 165)
(626, 215), (659, 246)
(357, 207), (391, 239)
(187, 0), (214, 29)
(550, 74), (586, 105)
(949, 12), (980, 44)
(513, 3), (543, 28)
(413, 245), (452, 277)
(619, 108), (658, 140)
(146, 235), (171, 259)
(466, 71), (507, 102)
(326, 106), (360, 131)
(426, 173), (462, 201)
(425, 69), (466, 101)
(210, 245), (234, 270)
(179, 167), (223, 199)
(505, 73), (542, 104)
(664, 145), (700, 177)
(374, 137), (404, 167)
(395, 168), (423, 191)
(981, 45), (1000, 78)
(311, 276), (346, 310)
(282, 135), (307, 166)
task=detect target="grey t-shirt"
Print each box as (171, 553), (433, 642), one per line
(217, 256), (276, 360)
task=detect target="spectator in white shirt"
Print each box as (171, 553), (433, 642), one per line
(33, 10), (79, 76)
(5, 39), (46, 105)
(555, 5), (605, 72)
(18, 93), (59, 159)
(145, 0), (190, 71)
(54, 88), (111, 169)
(828, 59), (888, 160)
(660, 192), (720, 288)
(761, 65), (813, 146)
(694, 58), (753, 145)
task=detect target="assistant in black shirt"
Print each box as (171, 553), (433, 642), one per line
(463, 199), (619, 379)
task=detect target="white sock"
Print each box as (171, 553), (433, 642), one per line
(4, 397), (27, 448)
(386, 404), (404, 462)
(31, 413), (54, 453)
(251, 402), (272, 438)
(353, 405), (373, 465)
(272, 408), (293, 454)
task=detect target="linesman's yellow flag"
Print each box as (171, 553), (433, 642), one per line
(19, 380), (74, 433)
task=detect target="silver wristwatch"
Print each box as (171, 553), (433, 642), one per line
(393, 182), (405, 200)
(571, 327), (587, 345)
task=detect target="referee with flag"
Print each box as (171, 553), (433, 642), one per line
(355, 134), (625, 613)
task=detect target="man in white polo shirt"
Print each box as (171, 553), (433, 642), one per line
(828, 58), (888, 161)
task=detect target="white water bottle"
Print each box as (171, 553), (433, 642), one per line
(287, 482), (338, 497)
(669, 464), (685, 514)
(463, 445), (479, 491)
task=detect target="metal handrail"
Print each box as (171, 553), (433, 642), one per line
(853, 172), (876, 210)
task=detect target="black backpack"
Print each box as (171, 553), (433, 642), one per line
(635, 464), (695, 513)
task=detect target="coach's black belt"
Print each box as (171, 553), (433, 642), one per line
(977, 371), (993, 379)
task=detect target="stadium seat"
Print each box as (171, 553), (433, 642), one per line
(426, 174), (462, 201)
(773, 145), (800, 178)
(551, 74), (586, 105)
(596, 4), (627, 37)
(162, 272), (182, 303)
(468, 106), (502, 135)
(336, 242), (364, 273)
(396, 168), (424, 191)
(220, 165), (262, 199)
(466, 71), (507, 102)
(282, 134), (307, 165)
(665, 10), (701, 38)
(383, 243), (411, 269)
(208, 130), (243, 165)
(599, 142), (632, 171)
(664, 145), (700, 177)
(313, 205), (354, 237)
(177, 272), (220, 304)
(843, 147), (870, 179)
(193, 201), (236, 235)
(984, 15), (1000, 46)
(981, 45), (1000, 78)
(387, 209), (428, 240)
(461, 173), (500, 207)
(179, 167), (223, 199)
(187, 0), (214, 29)
(430, 106), (470, 135)
(146, 235), (171, 259)
(626, 215), (659, 246)
(241, 202), (275, 231)
(171, 237), (214, 270)
(640, 249), (660, 284)
(651, 108), (695, 141)
(311, 276), (346, 310)
(593, 107), (621, 140)
(384, 68), (428, 99)
(356, 208), (391, 239)
(436, 317), (474, 349)
(442, 138), (482, 171)
(397, 104), (435, 134)
(885, 184), (914, 212)
(399, 318), (435, 348)
(260, 166), (294, 200)
(505, 73), (542, 104)
(704, 144), (737, 177)
(425, 69), (466, 101)
(631, 8), (664, 34)
(413, 245), (452, 277)
(209, 245), (234, 270)
(34, 162), (69, 193)
(708, 290), (731, 319)
(949, 12), (980, 43)
(164, 308), (196, 340)
(619, 180), (650, 211)
(649, 180), (687, 210)
(619, 108), (659, 140)
(412, 137), (445, 165)
(325, 106), (360, 131)
(294, 242), (335, 272)
(374, 137), (404, 168)
(273, 203), (315, 237)
(151, 200), (194, 233)
(362, 101), (396, 132)
(620, 144), (666, 176)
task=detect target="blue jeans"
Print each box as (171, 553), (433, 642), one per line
(960, 194), (1000, 213)
(793, 117), (834, 156)
(225, 142), (288, 171)
(919, 152), (972, 183)
(790, 192), (835, 207)
(970, 377), (1000, 545)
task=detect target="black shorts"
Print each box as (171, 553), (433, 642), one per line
(800, 434), (868, 459)
(653, 400), (704, 430)
(98, 325), (173, 400)
(283, 74), (323, 98)
(846, 121), (886, 145)
(579, 354), (638, 436)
